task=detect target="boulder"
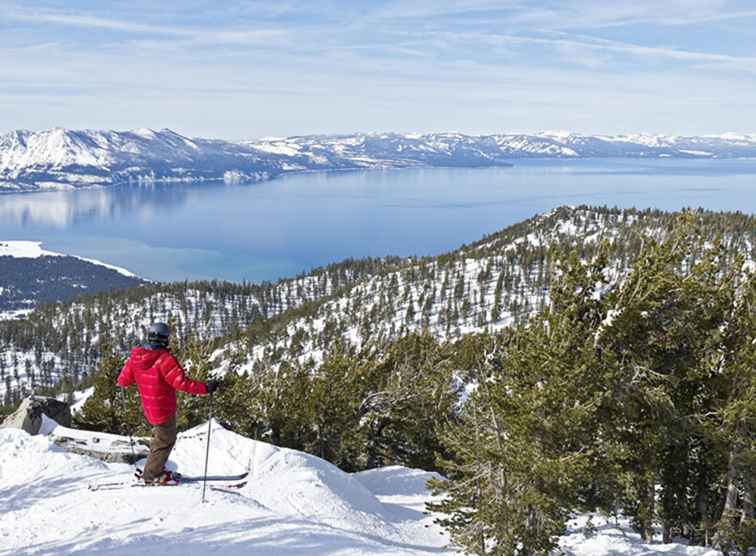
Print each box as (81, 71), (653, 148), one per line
(1, 396), (72, 435)
(52, 436), (149, 464)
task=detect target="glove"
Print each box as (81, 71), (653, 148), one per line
(206, 379), (222, 394)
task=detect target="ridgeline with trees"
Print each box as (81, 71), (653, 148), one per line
(2, 206), (754, 553)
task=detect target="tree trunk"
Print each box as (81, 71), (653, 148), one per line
(713, 442), (740, 550)
(721, 445), (740, 519)
(639, 479), (655, 543)
(662, 523), (671, 543)
(697, 482), (710, 545)
(741, 473), (754, 523)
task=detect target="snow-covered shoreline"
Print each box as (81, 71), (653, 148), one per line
(0, 240), (138, 278)
(3, 127), (756, 193)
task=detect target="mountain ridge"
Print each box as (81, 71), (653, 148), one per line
(2, 205), (753, 404)
(3, 127), (756, 192)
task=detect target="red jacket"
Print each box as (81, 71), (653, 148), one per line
(117, 346), (208, 425)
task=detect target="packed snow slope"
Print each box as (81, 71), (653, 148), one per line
(0, 420), (723, 555)
(1, 419), (450, 555)
(3, 127), (756, 191)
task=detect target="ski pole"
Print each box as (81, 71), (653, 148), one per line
(201, 392), (213, 503)
(119, 388), (137, 464)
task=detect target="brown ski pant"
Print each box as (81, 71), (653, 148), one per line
(142, 416), (177, 481)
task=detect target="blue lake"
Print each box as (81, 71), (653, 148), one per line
(0, 158), (754, 282)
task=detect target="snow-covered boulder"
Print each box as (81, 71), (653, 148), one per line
(0, 395), (71, 434)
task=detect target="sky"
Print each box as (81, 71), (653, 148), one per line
(2, 0), (756, 139)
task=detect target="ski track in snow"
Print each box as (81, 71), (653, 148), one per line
(0, 418), (727, 555)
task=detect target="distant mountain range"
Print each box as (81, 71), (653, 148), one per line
(2, 128), (755, 192)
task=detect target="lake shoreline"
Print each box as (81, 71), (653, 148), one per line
(0, 160), (754, 283)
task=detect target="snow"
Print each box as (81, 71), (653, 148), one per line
(0, 309), (33, 321)
(4, 127), (756, 193)
(537, 130), (575, 140)
(0, 420), (452, 555)
(0, 240), (60, 259)
(72, 255), (138, 278)
(679, 150), (713, 156)
(0, 419), (727, 555)
(559, 514), (721, 556)
(0, 240), (138, 278)
(251, 142), (302, 157)
(70, 386), (95, 414)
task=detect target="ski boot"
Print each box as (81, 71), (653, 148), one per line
(142, 469), (181, 486)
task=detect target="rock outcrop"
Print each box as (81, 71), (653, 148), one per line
(1, 396), (71, 435)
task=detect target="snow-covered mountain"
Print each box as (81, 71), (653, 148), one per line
(3, 127), (756, 192)
(0, 257), (390, 399)
(0, 128), (279, 192)
(210, 206), (755, 376)
(3, 206), (752, 404)
(0, 418), (724, 555)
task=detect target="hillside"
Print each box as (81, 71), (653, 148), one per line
(212, 205), (755, 375)
(3, 128), (756, 192)
(0, 241), (144, 318)
(1, 205), (753, 405)
(0, 256), (402, 402)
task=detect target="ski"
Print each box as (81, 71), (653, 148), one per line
(209, 481), (247, 493)
(134, 468), (249, 483)
(88, 478), (247, 491)
(89, 481), (134, 491)
(175, 472), (249, 483)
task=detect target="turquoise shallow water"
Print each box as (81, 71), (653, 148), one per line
(0, 158), (754, 282)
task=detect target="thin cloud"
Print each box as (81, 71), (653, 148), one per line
(428, 29), (756, 73)
(458, 0), (756, 29)
(3, 6), (287, 45)
(2, 0), (756, 136)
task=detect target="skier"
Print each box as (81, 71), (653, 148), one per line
(117, 322), (220, 485)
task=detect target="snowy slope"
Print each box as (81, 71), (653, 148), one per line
(3, 127), (756, 192)
(3, 207), (753, 402)
(0, 420), (452, 555)
(559, 514), (720, 556)
(0, 128), (277, 192)
(0, 420), (725, 555)
(210, 206), (755, 375)
(0, 257), (386, 400)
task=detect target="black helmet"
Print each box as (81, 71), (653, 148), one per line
(147, 322), (171, 347)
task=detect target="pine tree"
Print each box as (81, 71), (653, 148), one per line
(75, 343), (143, 434)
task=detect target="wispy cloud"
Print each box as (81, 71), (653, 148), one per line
(3, 5), (288, 45)
(420, 28), (756, 73)
(1, 0), (755, 136)
(365, 0), (756, 28)
(504, 1), (756, 28)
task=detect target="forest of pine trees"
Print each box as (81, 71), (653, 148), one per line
(70, 210), (754, 554)
(430, 221), (755, 554)
(2, 206), (753, 409)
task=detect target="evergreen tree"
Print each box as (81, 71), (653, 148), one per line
(75, 343), (143, 435)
